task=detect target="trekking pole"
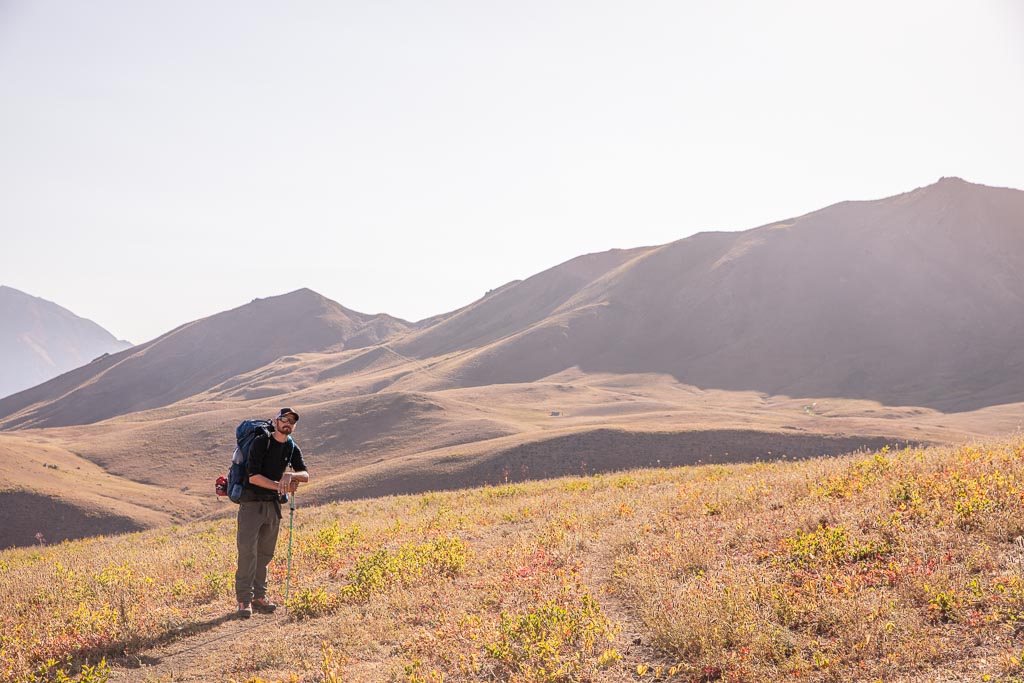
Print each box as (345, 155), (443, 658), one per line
(285, 491), (296, 603)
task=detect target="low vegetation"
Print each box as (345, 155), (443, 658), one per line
(3, 437), (1024, 681)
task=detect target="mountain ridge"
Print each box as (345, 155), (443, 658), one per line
(392, 177), (1024, 410)
(3, 177), (1022, 428)
(0, 288), (412, 428)
(2, 178), (1023, 549)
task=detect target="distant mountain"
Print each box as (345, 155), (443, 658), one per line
(397, 178), (1024, 411)
(0, 286), (132, 399)
(3, 178), (1024, 547)
(0, 288), (411, 428)
(2, 178), (1022, 430)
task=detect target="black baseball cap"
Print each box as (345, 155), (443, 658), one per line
(277, 408), (299, 422)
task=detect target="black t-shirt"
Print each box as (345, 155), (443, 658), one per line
(243, 434), (307, 501)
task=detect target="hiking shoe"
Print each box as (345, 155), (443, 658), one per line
(237, 601), (252, 619)
(252, 597), (277, 614)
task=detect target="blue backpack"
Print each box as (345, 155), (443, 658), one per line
(226, 419), (294, 503)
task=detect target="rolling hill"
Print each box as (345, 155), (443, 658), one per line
(5, 436), (1024, 682)
(0, 288), (411, 429)
(392, 177), (1024, 411)
(5, 178), (1021, 429)
(1, 177), (1022, 549)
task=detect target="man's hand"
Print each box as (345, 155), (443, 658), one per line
(278, 472), (298, 494)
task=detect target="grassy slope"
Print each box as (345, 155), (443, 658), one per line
(0, 433), (186, 548)
(4, 436), (1024, 682)
(5, 367), (1021, 551)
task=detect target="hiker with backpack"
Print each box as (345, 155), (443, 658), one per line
(232, 408), (309, 618)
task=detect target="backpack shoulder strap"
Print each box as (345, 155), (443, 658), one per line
(285, 436), (295, 470)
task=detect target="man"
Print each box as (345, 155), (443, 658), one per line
(235, 408), (310, 618)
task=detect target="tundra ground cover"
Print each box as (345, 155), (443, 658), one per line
(2, 437), (1024, 681)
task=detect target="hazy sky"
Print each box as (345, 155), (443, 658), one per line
(2, 1), (1022, 344)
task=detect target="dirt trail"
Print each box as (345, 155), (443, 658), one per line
(574, 518), (672, 678)
(110, 607), (298, 682)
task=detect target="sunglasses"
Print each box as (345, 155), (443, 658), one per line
(278, 416), (297, 426)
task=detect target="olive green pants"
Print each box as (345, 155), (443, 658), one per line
(235, 500), (281, 603)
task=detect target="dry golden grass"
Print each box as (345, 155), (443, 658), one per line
(4, 436), (1024, 682)
(0, 433), (188, 548)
